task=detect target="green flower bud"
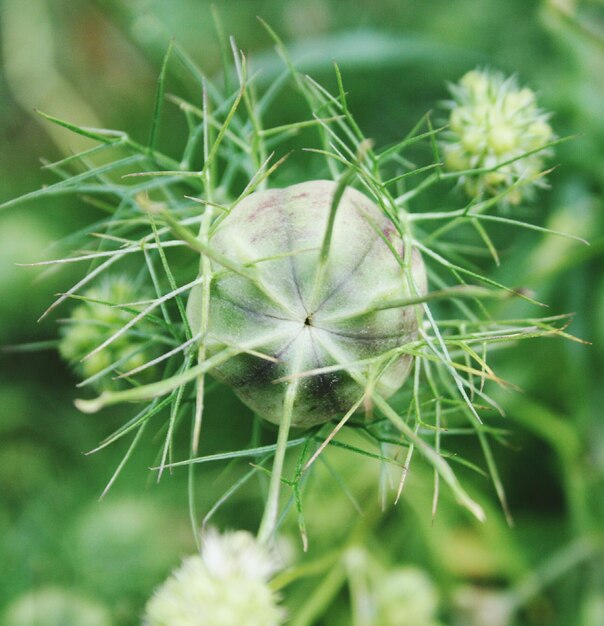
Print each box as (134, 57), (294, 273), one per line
(502, 87), (535, 115)
(188, 180), (427, 427)
(460, 70), (490, 99)
(443, 69), (554, 202)
(58, 277), (156, 390)
(449, 107), (467, 134)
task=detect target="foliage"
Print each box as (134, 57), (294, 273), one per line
(1, 1), (603, 625)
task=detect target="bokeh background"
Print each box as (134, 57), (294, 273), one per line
(1, 1), (603, 625)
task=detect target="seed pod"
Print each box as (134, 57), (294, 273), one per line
(188, 180), (427, 427)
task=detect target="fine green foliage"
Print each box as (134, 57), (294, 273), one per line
(3, 1), (604, 625)
(2, 21), (582, 548)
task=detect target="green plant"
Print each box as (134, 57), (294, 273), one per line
(2, 18), (584, 624)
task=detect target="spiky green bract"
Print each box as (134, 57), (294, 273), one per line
(58, 277), (157, 390)
(143, 530), (285, 626)
(443, 69), (554, 203)
(187, 180), (426, 427)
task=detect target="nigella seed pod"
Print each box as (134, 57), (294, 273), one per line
(188, 180), (427, 427)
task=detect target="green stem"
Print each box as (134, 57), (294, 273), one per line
(307, 167), (356, 312)
(290, 564), (347, 626)
(256, 398), (294, 545)
(257, 342), (304, 545)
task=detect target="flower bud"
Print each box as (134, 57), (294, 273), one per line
(58, 277), (156, 389)
(460, 70), (490, 99)
(503, 87), (535, 115)
(443, 69), (554, 202)
(143, 530), (285, 626)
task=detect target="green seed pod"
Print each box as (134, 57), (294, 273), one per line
(188, 180), (427, 427)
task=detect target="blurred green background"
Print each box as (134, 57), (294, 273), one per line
(1, 1), (603, 624)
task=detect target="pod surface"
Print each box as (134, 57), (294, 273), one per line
(189, 180), (427, 427)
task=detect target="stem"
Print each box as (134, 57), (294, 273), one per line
(290, 564), (347, 626)
(345, 548), (374, 626)
(192, 206), (214, 455)
(307, 168), (355, 312)
(373, 393), (485, 521)
(317, 284), (511, 325)
(257, 341), (304, 544)
(256, 395), (294, 545)
(288, 506), (384, 626)
(187, 204), (214, 544)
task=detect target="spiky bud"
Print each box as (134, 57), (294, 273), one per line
(443, 69), (554, 203)
(143, 530), (285, 626)
(58, 277), (155, 389)
(188, 180), (427, 427)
